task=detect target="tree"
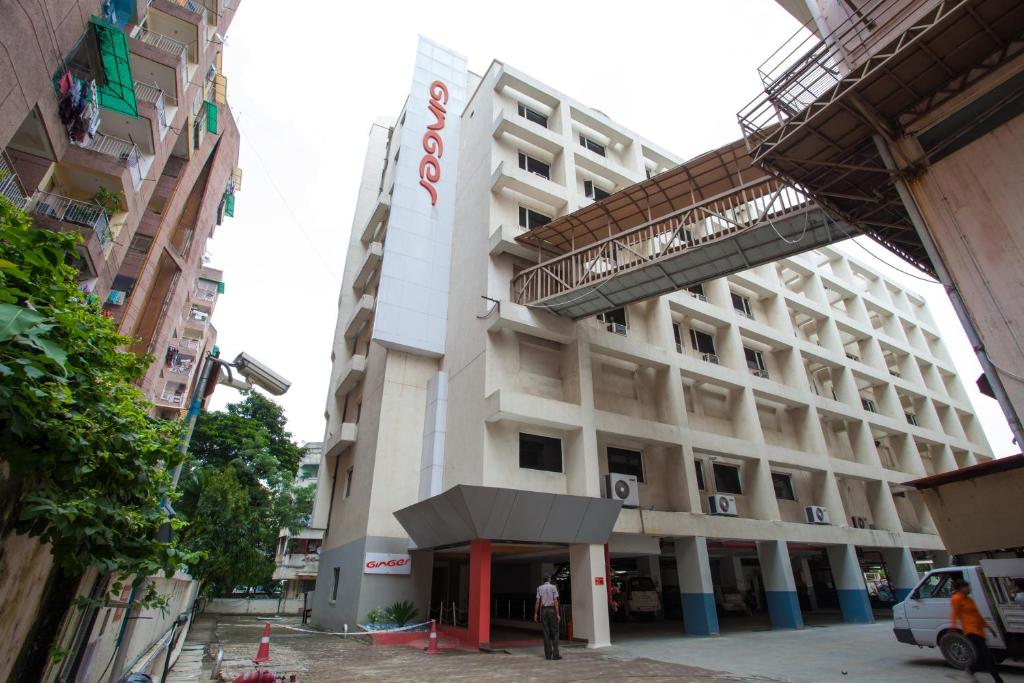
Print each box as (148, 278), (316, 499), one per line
(178, 393), (307, 595)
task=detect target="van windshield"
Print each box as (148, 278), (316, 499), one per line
(632, 577), (656, 591)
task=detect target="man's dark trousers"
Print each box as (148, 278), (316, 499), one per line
(541, 606), (560, 659)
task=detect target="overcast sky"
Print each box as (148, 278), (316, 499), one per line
(205, 1), (1015, 457)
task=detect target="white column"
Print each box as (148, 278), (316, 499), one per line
(674, 537), (719, 636)
(569, 543), (610, 648)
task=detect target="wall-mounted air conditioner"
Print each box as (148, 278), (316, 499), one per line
(851, 515), (869, 529)
(708, 494), (738, 516)
(804, 506), (831, 525)
(606, 473), (639, 508)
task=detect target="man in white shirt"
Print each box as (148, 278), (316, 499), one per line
(534, 575), (561, 660)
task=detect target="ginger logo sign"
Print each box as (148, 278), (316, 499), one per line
(364, 552), (412, 575)
(418, 80), (448, 206)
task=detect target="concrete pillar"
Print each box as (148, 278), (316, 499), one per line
(674, 537), (719, 636)
(882, 547), (920, 603)
(866, 481), (903, 532)
(756, 540), (803, 629)
(640, 555), (663, 593)
(729, 555), (747, 591)
(826, 544), (873, 623)
(569, 543), (611, 648)
(565, 342), (601, 497)
(468, 539), (491, 646)
(799, 556), (819, 610)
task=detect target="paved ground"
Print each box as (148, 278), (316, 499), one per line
(186, 614), (1024, 683)
(608, 619), (1024, 683)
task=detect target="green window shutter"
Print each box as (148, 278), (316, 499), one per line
(90, 17), (138, 117)
(224, 192), (235, 217)
(206, 101), (218, 134)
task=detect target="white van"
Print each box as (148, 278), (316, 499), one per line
(892, 559), (1024, 669)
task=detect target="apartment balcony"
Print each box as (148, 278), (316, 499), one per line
(354, 242), (383, 293)
(749, 367), (771, 380)
(344, 295), (375, 341)
(0, 155), (29, 209)
(134, 80), (177, 140)
(177, 336), (202, 353)
(488, 223), (538, 260)
(334, 353), (367, 399)
(485, 301), (576, 345)
(272, 553), (319, 581)
(28, 191), (112, 250)
(183, 308), (210, 333)
(147, 0), (209, 65)
(323, 422), (358, 461)
(490, 160), (567, 211)
(573, 149), (636, 188)
(157, 380), (188, 408)
(484, 389), (582, 431)
(192, 284), (218, 304)
(69, 132), (147, 192)
(491, 110), (563, 156)
(360, 193), (390, 243)
(131, 26), (188, 62)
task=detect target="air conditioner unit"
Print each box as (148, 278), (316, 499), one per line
(606, 473), (639, 508)
(851, 515), (869, 529)
(804, 506), (831, 525)
(708, 494), (738, 516)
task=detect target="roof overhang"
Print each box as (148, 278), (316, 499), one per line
(394, 485), (622, 550)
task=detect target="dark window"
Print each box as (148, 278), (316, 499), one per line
(519, 433), (563, 473)
(579, 134), (606, 156)
(518, 152), (550, 179)
(744, 347), (766, 371)
(300, 464), (319, 479)
(713, 463), (742, 495)
(344, 467), (354, 498)
(519, 206), (552, 230)
(731, 293), (752, 317)
(517, 102), (548, 128)
(905, 412), (918, 426)
(687, 283), (705, 297)
(645, 167), (653, 179)
(129, 234), (153, 253)
(689, 329), (716, 355)
(331, 567), (340, 601)
(694, 460), (706, 490)
(861, 398), (877, 413)
(598, 308), (627, 335)
(584, 180), (610, 200)
(607, 447), (644, 483)
(771, 472), (796, 501)
(672, 323), (683, 353)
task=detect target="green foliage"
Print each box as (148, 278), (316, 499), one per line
(0, 198), (195, 605)
(385, 600), (419, 626)
(91, 186), (124, 215)
(365, 606), (386, 625)
(178, 393), (306, 595)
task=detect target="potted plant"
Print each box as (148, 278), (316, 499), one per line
(92, 186), (124, 215)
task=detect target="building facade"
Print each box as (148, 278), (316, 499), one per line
(0, 1), (241, 680)
(313, 38), (994, 647)
(274, 442), (325, 606)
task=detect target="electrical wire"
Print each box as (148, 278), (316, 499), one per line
(823, 211), (940, 284)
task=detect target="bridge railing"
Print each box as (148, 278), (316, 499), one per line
(511, 177), (813, 307)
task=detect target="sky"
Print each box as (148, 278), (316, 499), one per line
(204, 0), (1016, 457)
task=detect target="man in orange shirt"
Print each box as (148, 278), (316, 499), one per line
(950, 579), (1004, 682)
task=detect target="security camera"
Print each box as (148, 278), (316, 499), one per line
(233, 352), (291, 396)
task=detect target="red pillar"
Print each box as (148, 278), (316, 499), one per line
(468, 539), (491, 647)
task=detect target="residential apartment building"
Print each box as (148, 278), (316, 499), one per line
(274, 442), (325, 608)
(739, 0), (1024, 447)
(312, 38), (994, 649)
(0, 1), (241, 680)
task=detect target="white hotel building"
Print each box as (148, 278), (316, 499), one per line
(311, 38), (994, 647)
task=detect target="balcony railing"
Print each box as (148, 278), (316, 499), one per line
(132, 26), (187, 61)
(604, 322), (628, 336)
(160, 390), (184, 405)
(0, 154), (28, 209)
(75, 132), (143, 191)
(179, 337), (201, 351)
(698, 352), (719, 365)
(194, 286), (217, 302)
(30, 192), (112, 249)
(134, 80), (175, 134)
(688, 291), (707, 303)
(750, 367), (770, 379)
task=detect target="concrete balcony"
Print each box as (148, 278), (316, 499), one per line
(324, 422), (358, 460)
(492, 110), (563, 156)
(334, 353), (367, 398)
(272, 553), (319, 581)
(484, 389), (582, 431)
(485, 301), (576, 344)
(488, 223), (538, 260)
(573, 149), (638, 188)
(353, 242), (383, 293)
(490, 160), (567, 211)
(344, 295), (375, 341)
(360, 193), (391, 242)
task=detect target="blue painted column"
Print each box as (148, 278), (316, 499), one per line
(756, 540), (803, 629)
(674, 536), (719, 636)
(826, 544), (874, 623)
(882, 547), (919, 603)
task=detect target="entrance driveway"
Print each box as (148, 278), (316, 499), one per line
(606, 619), (1024, 682)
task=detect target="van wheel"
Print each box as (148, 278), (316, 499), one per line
(939, 632), (976, 670)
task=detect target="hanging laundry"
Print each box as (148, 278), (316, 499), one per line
(58, 71), (73, 97)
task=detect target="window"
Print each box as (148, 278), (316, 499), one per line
(579, 134), (605, 156)
(694, 460), (706, 490)
(129, 234), (153, 253)
(771, 472), (796, 501)
(517, 102), (548, 128)
(744, 348), (766, 371)
(731, 292), (753, 318)
(905, 412), (918, 426)
(344, 467), (354, 498)
(330, 567), (340, 602)
(518, 206), (552, 230)
(519, 433), (563, 473)
(861, 398), (877, 413)
(914, 571), (962, 600)
(607, 447), (644, 483)
(689, 329), (717, 362)
(713, 463), (742, 495)
(598, 308), (627, 335)
(687, 283), (705, 300)
(518, 152), (550, 179)
(584, 180), (610, 201)
(672, 323), (683, 353)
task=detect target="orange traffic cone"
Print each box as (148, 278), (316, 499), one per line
(425, 619), (440, 655)
(254, 622), (271, 663)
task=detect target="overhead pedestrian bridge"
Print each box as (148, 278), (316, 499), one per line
(510, 139), (860, 319)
